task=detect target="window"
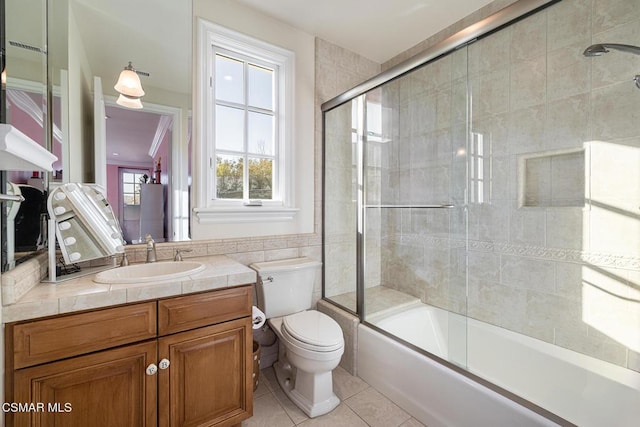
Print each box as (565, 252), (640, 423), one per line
(194, 19), (310, 232)
(214, 51), (276, 200)
(470, 132), (490, 204)
(199, 21), (295, 217)
(121, 169), (148, 206)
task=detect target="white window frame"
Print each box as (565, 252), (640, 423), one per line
(195, 20), (298, 223)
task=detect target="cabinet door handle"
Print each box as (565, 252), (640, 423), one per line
(146, 363), (158, 376)
(158, 358), (171, 370)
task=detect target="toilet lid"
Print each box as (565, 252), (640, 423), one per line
(282, 311), (343, 351)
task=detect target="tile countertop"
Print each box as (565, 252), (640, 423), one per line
(2, 255), (257, 324)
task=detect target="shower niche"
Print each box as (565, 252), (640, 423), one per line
(519, 149), (586, 208)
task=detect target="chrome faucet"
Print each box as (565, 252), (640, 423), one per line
(120, 252), (130, 267)
(145, 234), (157, 263)
(174, 248), (192, 261)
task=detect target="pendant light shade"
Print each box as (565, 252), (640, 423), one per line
(116, 93), (143, 109)
(114, 62), (145, 97)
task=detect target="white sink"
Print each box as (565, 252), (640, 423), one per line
(93, 261), (206, 284)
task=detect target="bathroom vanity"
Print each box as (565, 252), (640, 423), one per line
(2, 255), (256, 427)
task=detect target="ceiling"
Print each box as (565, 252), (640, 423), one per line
(84, 0), (497, 164)
(8, 0), (498, 165)
(73, 0), (498, 93)
(234, 0), (496, 63)
(104, 106), (168, 166)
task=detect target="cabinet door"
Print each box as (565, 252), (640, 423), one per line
(158, 317), (253, 427)
(14, 341), (157, 427)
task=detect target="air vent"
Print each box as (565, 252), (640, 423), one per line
(8, 40), (43, 53)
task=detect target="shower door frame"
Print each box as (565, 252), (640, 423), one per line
(321, 0), (570, 424)
(322, 0), (562, 317)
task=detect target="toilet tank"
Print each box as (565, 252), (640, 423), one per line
(250, 257), (322, 318)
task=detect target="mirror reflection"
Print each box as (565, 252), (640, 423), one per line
(104, 101), (177, 243)
(84, 0), (192, 244)
(1, 0), (50, 271)
(1, 0), (192, 270)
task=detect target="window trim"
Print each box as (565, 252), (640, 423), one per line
(196, 19), (297, 223)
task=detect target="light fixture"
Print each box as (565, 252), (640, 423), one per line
(116, 93), (143, 109)
(114, 61), (145, 97)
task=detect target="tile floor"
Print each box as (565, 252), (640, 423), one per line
(243, 365), (426, 427)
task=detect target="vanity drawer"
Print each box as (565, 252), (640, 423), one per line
(12, 302), (157, 369)
(158, 285), (252, 335)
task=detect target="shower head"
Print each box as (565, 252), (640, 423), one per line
(584, 43), (640, 90)
(583, 43), (640, 57)
(583, 44), (609, 57)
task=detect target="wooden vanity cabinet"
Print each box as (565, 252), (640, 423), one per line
(5, 285), (254, 427)
(13, 341), (158, 427)
(157, 288), (253, 427)
(159, 318), (251, 427)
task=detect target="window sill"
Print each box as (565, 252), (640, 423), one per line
(193, 206), (299, 224)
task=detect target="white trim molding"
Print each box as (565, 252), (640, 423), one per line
(193, 206), (299, 224)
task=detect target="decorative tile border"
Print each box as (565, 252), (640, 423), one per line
(385, 233), (640, 270)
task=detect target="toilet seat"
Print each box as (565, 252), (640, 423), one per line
(282, 311), (344, 352)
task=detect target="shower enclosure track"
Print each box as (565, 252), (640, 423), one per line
(321, 0), (560, 112)
(365, 204), (454, 209)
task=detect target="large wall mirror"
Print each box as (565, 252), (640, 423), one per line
(1, 0), (192, 271)
(1, 0), (51, 272)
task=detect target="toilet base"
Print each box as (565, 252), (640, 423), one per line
(273, 359), (340, 418)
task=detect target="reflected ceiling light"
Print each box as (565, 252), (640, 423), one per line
(116, 93), (143, 109)
(114, 61), (145, 97)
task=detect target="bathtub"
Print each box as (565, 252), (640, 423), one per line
(358, 304), (640, 427)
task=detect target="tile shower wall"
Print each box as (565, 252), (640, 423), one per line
(377, 0), (640, 372)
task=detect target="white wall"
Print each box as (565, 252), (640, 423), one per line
(67, 4), (94, 183)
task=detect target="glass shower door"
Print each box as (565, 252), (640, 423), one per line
(323, 98), (361, 313)
(361, 47), (470, 368)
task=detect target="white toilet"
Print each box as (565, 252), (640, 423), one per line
(250, 257), (344, 418)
